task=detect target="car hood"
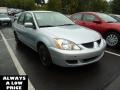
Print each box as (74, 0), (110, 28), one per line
(39, 25), (101, 44)
(0, 17), (11, 20)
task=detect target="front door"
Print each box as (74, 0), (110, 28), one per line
(81, 14), (101, 32)
(23, 13), (37, 49)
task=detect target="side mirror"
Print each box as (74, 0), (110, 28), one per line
(93, 20), (102, 24)
(24, 22), (34, 28)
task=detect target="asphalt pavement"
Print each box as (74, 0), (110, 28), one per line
(0, 26), (120, 90)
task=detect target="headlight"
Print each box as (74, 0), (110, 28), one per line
(55, 38), (81, 50)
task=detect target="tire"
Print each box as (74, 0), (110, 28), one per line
(14, 31), (21, 45)
(105, 31), (120, 47)
(38, 44), (53, 67)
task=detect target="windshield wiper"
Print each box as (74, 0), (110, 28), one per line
(57, 24), (75, 26)
(39, 25), (56, 27)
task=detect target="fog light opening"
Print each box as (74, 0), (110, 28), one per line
(66, 60), (78, 64)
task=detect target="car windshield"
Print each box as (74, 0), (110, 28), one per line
(34, 12), (75, 27)
(0, 14), (9, 18)
(97, 13), (117, 23)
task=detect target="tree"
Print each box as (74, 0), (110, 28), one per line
(6, 0), (35, 10)
(77, 0), (109, 12)
(47, 0), (62, 12)
(90, 0), (108, 12)
(46, 0), (109, 14)
(111, 0), (120, 14)
(61, 0), (109, 14)
(36, 0), (45, 4)
(65, 0), (79, 14)
(0, 0), (8, 7)
(22, 0), (36, 10)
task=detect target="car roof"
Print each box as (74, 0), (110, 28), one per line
(77, 12), (104, 15)
(109, 14), (120, 17)
(25, 11), (54, 13)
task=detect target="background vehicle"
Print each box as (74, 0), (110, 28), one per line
(13, 12), (21, 21)
(0, 14), (11, 26)
(70, 12), (120, 47)
(0, 7), (8, 14)
(109, 14), (120, 22)
(13, 11), (106, 67)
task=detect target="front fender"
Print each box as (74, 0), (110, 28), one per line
(35, 32), (56, 51)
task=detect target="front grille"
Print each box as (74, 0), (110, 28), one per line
(82, 42), (94, 48)
(82, 39), (101, 48)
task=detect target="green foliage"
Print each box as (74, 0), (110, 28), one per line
(35, 4), (48, 10)
(64, 0), (79, 14)
(90, 0), (109, 12)
(0, 0), (110, 13)
(111, 0), (120, 14)
(0, 0), (36, 10)
(0, 0), (8, 7)
(76, 0), (109, 12)
(47, 0), (62, 12)
(40, 4), (48, 10)
(47, 0), (109, 14)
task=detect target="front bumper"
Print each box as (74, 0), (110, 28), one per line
(0, 20), (11, 24)
(49, 39), (106, 67)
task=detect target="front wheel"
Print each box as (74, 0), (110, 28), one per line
(105, 32), (120, 47)
(38, 44), (53, 67)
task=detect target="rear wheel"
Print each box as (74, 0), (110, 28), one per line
(105, 31), (120, 47)
(38, 44), (53, 67)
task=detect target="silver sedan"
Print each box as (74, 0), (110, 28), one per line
(13, 11), (106, 67)
(0, 14), (11, 26)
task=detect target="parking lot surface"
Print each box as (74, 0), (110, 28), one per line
(0, 27), (120, 90)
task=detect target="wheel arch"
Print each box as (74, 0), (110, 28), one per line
(104, 29), (120, 47)
(103, 29), (120, 37)
(35, 35), (55, 52)
(37, 41), (46, 52)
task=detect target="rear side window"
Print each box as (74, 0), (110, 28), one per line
(83, 14), (97, 22)
(72, 13), (82, 21)
(17, 13), (25, 24)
